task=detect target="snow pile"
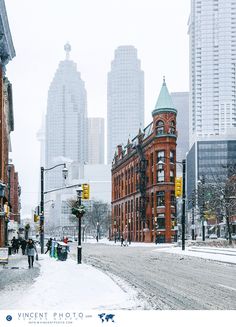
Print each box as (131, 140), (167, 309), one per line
(0, 255), (140, 310)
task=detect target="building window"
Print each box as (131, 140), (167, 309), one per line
(157, 213), (165, 229)
(156, 191), (165, 207)
(157, 150), (165, 163)
(171, 191), (175, 206)
(169, 121), (175, 134)
(156, 120), (164, 135)
(170, 170), (174, 183)
(157, 169), (165, 183)
(170, 150), (175, 163)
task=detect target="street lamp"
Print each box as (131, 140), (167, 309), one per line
(198, 177), (206, 242)
(40, 163), (68, 254)
(75, 185), (84, 264)
(157, 158), (186, 250)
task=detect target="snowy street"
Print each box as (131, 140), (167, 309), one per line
(71, 241), (236, 310)
(0, 241), (236, 311)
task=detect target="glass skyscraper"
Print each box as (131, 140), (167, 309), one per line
(107, 45), (144, 164)
(45, 44), (87, 190)
(189, 0), (236, 144)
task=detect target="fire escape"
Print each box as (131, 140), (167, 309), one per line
(135, 141), (147, 224)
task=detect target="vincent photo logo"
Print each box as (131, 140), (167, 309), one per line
(6, 315), (12, 322)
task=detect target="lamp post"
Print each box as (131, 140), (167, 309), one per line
(40, 163), (68, 254)
(76, 185), (83, 264)
(96, 222), (100, 242)
(198, 176), (206, 242)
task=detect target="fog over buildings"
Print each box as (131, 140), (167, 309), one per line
(107, 45), (144, 163)
(45, 43), (87, 190)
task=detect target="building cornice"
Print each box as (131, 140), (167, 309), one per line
(0, 0), (15, 68)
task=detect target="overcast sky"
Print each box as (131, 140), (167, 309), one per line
(5, 0), (190, 218)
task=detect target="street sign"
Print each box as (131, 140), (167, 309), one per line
(0, 247), (8, 264)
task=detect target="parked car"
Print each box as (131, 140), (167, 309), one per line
(209, 233), (218, 239)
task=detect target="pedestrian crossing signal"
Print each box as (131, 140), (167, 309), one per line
(82, 183), (90, 200)
(175, 177), (182, 197)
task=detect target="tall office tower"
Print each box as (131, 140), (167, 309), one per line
(88, 117), (104, 164)
(107, 45), (144, 163)
(45, 43), (87, 190)
(171, 92), (189, 174)
(189, 0), (236, 145)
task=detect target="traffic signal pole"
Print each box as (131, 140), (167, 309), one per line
(181, 159), (186, 251)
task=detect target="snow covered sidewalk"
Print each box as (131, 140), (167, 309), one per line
(0, 254), (140, 310)
(153, 246), (236, 265)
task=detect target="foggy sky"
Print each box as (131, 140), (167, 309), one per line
(4, 0), (190, 218)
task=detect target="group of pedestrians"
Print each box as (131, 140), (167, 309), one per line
(11, 236), (27, 254)
(10, 237), (38, 268)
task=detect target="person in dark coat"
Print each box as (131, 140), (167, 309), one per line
(121, 235), (124, 246)
(21, 239), (27, 255)
(26, 239), (37, 268)
(45, 238), (52, 254)
(11, 237), (18, 254)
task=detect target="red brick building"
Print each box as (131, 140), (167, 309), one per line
(111, 79), (178, 243)
(0, 0), (16, 246)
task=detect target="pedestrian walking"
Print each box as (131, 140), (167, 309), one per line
(15, 239), (20, 253)
(11, 237), (18, 254)
(121, 235), (124, 246)
(45, 238), (52, 254)
(26, 239), (37, 268)
(21, 239), (27, 255)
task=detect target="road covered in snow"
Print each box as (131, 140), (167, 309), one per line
(72, 241), (236, 310)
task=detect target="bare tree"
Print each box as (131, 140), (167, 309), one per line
(67, 199), (111, 239)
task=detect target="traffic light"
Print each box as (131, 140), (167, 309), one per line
(175, 177), (182, 197)
(34, 213), (39, 223)
(82, 183), (90, 200)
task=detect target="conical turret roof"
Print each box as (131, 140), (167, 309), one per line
(152, 77), (176, 116)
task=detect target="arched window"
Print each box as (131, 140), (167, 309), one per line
(169, 121), (175, 134)
(156, 120), (164, 135)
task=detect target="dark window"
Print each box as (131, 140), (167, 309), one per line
(171, 191), (175, 206)
(156, 120), (164, 135)
(156, 191), (165, 206)
(169, 121), (175, 134)
(157, 214), (165, 229)
(170, 150), (175, 163)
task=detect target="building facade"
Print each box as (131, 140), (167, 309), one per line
(107, 45), (144, 164)
(0, 0), (16, 246)
(45, 43), (87, 190)
(111, 79), (177, 243)
(88, 117), (104, 164)
(186, 137), (236, 237)
(189, 0), (236, 144)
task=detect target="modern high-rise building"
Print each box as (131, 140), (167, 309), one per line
(107, 45), (144, 163)
(171, 92), (189, 174)
(88, 117), (104, 164)
(188, 0), (236, 145)
(45, 43), (87, 190)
